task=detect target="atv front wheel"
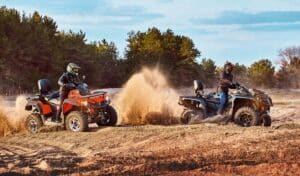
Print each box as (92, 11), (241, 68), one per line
(65, 111), (88, 132)
(180, 109), (205, 124)
(234, 107), (259, 127)
(261, 114), (272, 127)
(25, 114), (43, 133)
(97, 106), (118, 126)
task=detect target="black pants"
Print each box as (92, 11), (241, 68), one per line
(56, 90), (68, 120)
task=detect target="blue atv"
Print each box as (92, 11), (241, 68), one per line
(178, 80), (273, 127)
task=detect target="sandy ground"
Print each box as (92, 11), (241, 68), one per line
(0, 89), (300, 175)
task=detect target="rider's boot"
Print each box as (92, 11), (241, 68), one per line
(54, 108), (62, 123)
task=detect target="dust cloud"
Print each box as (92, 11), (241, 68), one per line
(0, 95), (28, 137)
(114, 67), (183, 125)
(0, 109), (14, 137)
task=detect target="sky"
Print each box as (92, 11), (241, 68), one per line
(2, 0), (300, 66)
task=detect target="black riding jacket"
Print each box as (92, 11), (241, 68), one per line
(219, 71), (236, 93)
(58, 72), (79, 92)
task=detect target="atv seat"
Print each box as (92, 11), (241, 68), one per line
(47, 92), (60, 105)
(38, 79), (60, 101)
(203, 92), (218, 102)
(206, 98), (220, 104)
(46, 91), (59, 100)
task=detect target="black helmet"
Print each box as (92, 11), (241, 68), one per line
(193, 80), (204, 96)
(66, 63), (81, 76)
(224, 61), (234, 73)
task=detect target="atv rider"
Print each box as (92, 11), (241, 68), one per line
(217, 62), (238, 115)
(55, 63), (81, 122)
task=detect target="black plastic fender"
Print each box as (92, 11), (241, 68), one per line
(25, 101), (42, 113)
(179, 96), (208, 113)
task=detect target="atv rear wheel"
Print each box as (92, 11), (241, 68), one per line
(66, 111), (88, 132)
(97, 105), (118, 126)
(180, 109), (205, 124)
(25, 114), (43, 133)
(234, 107), (259, 127)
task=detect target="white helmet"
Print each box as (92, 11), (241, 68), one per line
(66, 63), (81, 75)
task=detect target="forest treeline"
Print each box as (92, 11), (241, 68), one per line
(0, 7), (299, 94)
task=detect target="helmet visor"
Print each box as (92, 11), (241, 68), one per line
(73, 68), (79, 72)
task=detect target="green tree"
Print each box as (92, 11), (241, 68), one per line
(232, 63), (248, 85)
(125, 27), (201, 86)
(277, 47), (300, 88)
(200, 58), (216, 87)
(90, 39), (125, 87)
(0, 6), (121, 93)
(248, 59), (275, 88)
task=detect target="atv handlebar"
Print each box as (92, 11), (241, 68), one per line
(235, 84), (252, 95)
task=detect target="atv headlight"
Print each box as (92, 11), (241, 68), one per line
(81, 100), (88, 106)
(105, 95), (110, 103)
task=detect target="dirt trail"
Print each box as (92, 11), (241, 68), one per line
(0, 70), (299, 175)
(0, 122), (299, 175)
(0, 91), (299, 175)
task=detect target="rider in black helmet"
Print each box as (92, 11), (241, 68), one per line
(55, 63), (81, 122)
(217, 62), (238, 115)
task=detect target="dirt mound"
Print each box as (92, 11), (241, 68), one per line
(114, 67), (182, 125)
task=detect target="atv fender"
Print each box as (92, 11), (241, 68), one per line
(180, 96), (207, 111)
(63, 99), (80, 115)
(25, 103), (34, 111)
(231, 97), (257, 116)
(25, 101), (43, 114)
(25, 101), (50, 123)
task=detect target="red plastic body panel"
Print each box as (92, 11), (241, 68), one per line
(38, 101), (52, 115)
(62, 90), (107, 115)
(63, 103), (73, 114)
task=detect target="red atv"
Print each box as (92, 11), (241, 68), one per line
(25, 79), (118, 133)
